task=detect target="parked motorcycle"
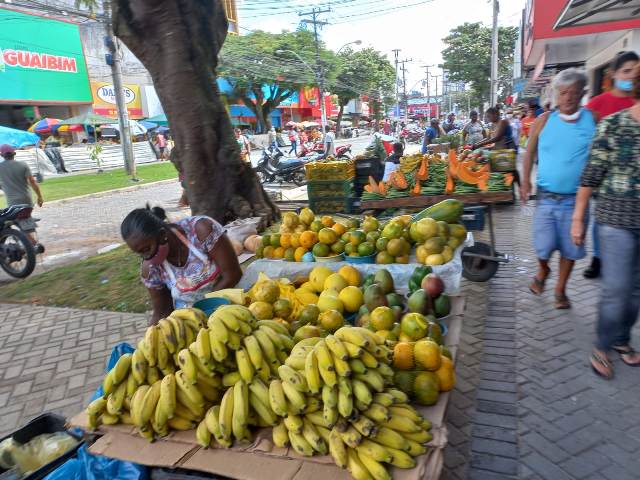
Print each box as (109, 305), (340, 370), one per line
(299, 142), (352, 159)
(0, 204), (37, 278)
(254, 147), (308, 186)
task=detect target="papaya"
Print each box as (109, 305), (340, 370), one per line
(393, 342), (415, 370)
(413, 339), (441, 371)
(448, 149), (458, 176)
(445, 171), (455, 195)
(411, 181), (422, 196)
(413, 371), (440, 406)
(434, 356), (455, 392)
(416, 158), (429, 181)
(368, 176), (380, 193)
(379, 181), (387, 196)
(504, 173), (514, 187)
(414, 199), (464, 223)
(393, 171), (409, 190)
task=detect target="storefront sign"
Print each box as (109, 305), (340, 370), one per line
(0, 7), (92, 104)
(91, 82), (143, 119)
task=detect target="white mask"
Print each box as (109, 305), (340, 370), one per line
(559, 110), (581, 122)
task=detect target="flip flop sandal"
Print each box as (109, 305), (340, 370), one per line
(528, 269), (551, 296)
(612, 345), (640, 367)
(554, 294), (571, 309)
(590, 352), (614, 379)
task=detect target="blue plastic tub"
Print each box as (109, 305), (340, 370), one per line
(313, 253), (345, 263)
(461, 206), (486, 231)
(345, 253), (376, 264)
(193, 297), (231, 316)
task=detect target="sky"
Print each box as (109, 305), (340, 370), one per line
(239, 0), (527, 96)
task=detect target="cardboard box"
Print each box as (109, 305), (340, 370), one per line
(68, 298), (467, 479)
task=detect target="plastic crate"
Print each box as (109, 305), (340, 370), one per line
(461, 206), (486, 231)
(307, 179), (353, 198)
(309, 196), (350, 213)
(0, 413), (84, 480)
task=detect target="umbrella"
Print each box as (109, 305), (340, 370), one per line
(285, 121), (299, 127)
(104, 120), (148, 136)
(0, 126), (39, 148)
(28, 118), (62, 134)
(52, 124), (84, 134)
(59, 112), (116, 126)
(139, 120), (158, 130)
(146, 113), (168, 126)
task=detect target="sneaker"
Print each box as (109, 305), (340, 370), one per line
(34, 243), (45, 254)
(583, 257), (600, 279)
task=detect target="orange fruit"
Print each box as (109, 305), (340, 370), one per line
(321, 215), (335, 227)
(318, 228), (338, 245)
(290, 233), (301, 249)
(332, 222), (347, 236)
(262, 246), (275, 259)
(299, 231), (318, 249)
(393, 342), (415, 370)
(280, 233), (292, 249)
(273, 247), (285, 259)
(294, 247), (307, 262)
(312, 243), (330, 257)
(284, 247), (295, 262)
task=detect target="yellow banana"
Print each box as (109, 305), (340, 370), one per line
(168, 415), (196, 431)
(196, 419), (212, 448)
(384, 446), (416, 468)
(357, 439), (393, 463)
(325, 335), (349, 361)
(130, 385), (150, 426)
(347, 448), (372, 480)
(305, 410), (329, 428)
(388, 405), (422, 423)
(184, 325), (196, 350)
(289, 431), (314, 457)
(208, 332), (228, 362)
(207, 315), (229, 343)
(226, 329), (242, 350)
(284, 414), (303, 433)
(257, 357), (271, 382)
(355, 371), (384, 393)
(352, 379), (373, 406)
(144, 326), (158, 367)
(323, 402), (338, 428)
(316, 424), (331, 444)
(371, 426), (408, 451)
(253, 329), (277, 365)
(112, 353), (132, 384)
(268, 379), (288, 416)
(383, 415), (420, 433)
(106, 381), (126, 415)
(403, 429), (432, 444)
(214, 308), (241, 332)
(177, 349), (197, 384)
(359, 350), (380, 369)
(304, 350), (322, 394)
(387, 388), (409, 404)
(172, 308), (203, 331)
(157, 318), (178, 353)
(304, 396), (321, 414)
(232, 380), (250, 441)
(121, 411), (134, 425)
(278, 365), (308, 392)
(341, 426), (363, 448)
(152, 407), (169, 438)
(131, 348), (148, 384)
(335, 327), (370, 348)
(139, 380), (162, 425)
(282, 380), (306, 413)
(315, 341), (337, 387)
(175, 370), (205, 408)
(101, 413), (120, 425)
(176, 388), (205, 419)
(329, 427), (348, 468)
(204, 406), (222, 439)
(236, 347), (255, 383)
(372, 392), (394, 407)
(259, 325), (284, 350)
(102, 370), (116, 398)
(278, 333), (294, 352)
(218, 386), (235, 441)
(243, 335), (264, 372)
(376, 363), (394, 379)
(249, 391), (277, 426)
(86, 397), (107, 416)
(167, 315), (187, 349)
(342, 341), (364, 358)
(157, 374), (176, 423)
(351, 414), (377, 437)
(302, 418), (326, 454)
(364, 403), (390, 423)
(248, 378), (270, 407)
(405, 438), (427, 456)
(175, 402), (202, 422)
(272, 420), (290, 448)
(222, 370), (241, 387)
(337, 387), (353, 419)
(146, 366), (161, 385)
(257, 320), (289, 335)
(349, 358), (368, 375)
(333, 355), (352, 378)
(156, 338), (170, 370)
(195, 328), (211, 363)
(357, 450), (391, 480)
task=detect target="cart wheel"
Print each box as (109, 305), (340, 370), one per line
(462, 242), (499, 282)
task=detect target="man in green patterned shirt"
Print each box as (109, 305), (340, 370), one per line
(572, 69), (640, 379)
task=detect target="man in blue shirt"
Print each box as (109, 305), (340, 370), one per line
(421, 119), (441, 154)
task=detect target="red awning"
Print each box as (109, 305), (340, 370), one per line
(555, 0), (640, 29)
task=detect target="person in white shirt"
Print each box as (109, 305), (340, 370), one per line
(323, 125), (336, 158)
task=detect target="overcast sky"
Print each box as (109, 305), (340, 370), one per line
(239, 0), (526, 96)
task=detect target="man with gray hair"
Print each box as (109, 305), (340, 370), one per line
(520, 68), (596, 309)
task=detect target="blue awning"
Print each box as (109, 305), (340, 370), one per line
(0, 126), (40, 148)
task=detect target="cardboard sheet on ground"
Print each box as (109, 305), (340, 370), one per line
(238, 234), (474, 294)
(69, 298), (466, 479)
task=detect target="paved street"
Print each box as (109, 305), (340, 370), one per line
(1, 202), (639, 479)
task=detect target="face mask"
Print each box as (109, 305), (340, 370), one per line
(146, 239), (170, 265)
(559, 110), (581, 122)
(614, 79), (633, 92)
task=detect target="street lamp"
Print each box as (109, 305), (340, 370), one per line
(276, 49), (327, 133)
(336, 40), (362, 54)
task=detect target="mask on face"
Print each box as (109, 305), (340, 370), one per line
(559, 110), (581, 122)
(614, 79), (633, 92)
(146, 238), (170, 265)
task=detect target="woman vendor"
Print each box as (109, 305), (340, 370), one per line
(121, 205), (242, 324)
(471, 106), (517, 151)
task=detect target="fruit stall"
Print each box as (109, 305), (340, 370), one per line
(63, 260), (466, 480)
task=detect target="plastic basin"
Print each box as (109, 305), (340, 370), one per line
(313, 253), (344, 263)
(345, 253), (376, 264)
(193, 297), (231, 316)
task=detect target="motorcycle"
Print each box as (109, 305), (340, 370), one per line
(299, 142), (352, 159)
(254, 146), (309, 186)
(0, 204), (37, 278)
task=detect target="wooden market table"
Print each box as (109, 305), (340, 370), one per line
(360, 191), (513, 210)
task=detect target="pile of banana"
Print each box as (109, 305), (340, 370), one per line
(268, 326), (433, 480)
(399, 154), (424, 174)
(86, 306), (294, 442)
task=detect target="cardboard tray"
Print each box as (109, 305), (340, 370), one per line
(68, 298), (467, 480)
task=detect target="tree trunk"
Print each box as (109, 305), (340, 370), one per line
(335, 104), (345, 139)
(112, 0), (278, 227)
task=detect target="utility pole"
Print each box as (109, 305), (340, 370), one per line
(490, 0), (500, 107)
(299, 7), (330, 133)
(422, 65), (432, 120)
(104, 1), (135, 178)
(392, 49), (400, 121)
(398, 58), (412, 124)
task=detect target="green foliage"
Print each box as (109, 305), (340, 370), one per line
(219, 30), (334, 131)
(331, 48), (395, 106)
(441, 22), (518, 107)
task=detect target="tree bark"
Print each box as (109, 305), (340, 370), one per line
(335, 102), (348, 139)
(112, 0), (278, 227)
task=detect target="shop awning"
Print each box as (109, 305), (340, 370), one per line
(146, 113), (168, 126)
(59, 112), (116, 126)
(0, 126), (39, 148)
(555, 0), (640, 29)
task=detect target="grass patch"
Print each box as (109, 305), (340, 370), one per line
(0, 162), (177, 207)
(0, 246), (150, 313)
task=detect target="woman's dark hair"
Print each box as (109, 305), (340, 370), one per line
(392, 142), (404, 154)
(470, 110), (478, 117)
(486, 106), (500, 116)
(121, 204), (168, 240)
(633, 63), (640, 99)
(611, 51), (640, 72)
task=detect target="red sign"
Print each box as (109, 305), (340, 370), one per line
(407, 103), (438, 117)
(2, 49), (77, 72)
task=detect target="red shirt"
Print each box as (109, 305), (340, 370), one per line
(585, 92), (635, 121)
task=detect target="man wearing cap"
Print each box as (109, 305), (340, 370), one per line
(0, 144), (45, 252)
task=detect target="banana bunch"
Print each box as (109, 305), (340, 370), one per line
(400, 154), (424, 174)
(277, 281), (304, 321)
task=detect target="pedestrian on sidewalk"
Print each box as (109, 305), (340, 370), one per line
(571, 64), (640, 378)
(288, 127), (299, 156)
(234, 128), (251, 163)
(121, 205), (242, 324)
(323, 125), (336, 158)
(155, 132), (168, 160)
(520, 68), (596, 310)
(0, 145), (45, 253)
(582, 51), (639, 279)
